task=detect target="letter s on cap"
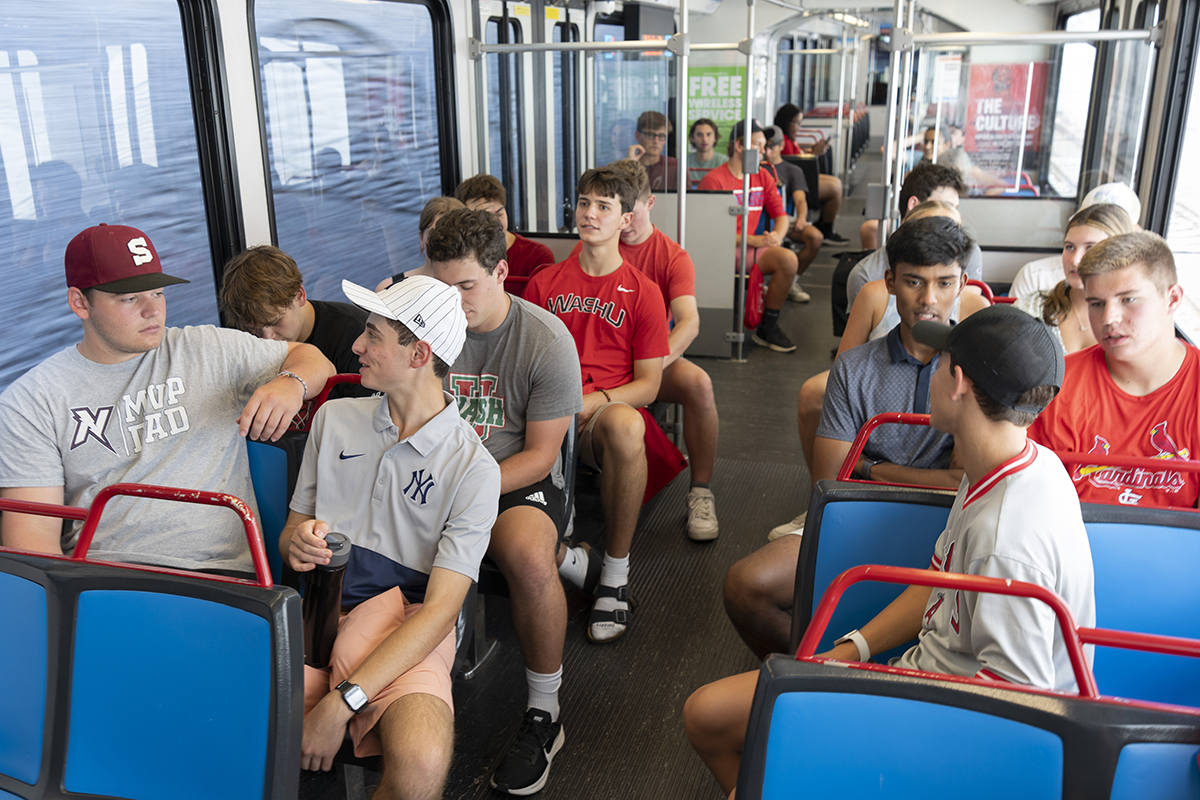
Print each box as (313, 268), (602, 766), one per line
(127, 237), (154, 266)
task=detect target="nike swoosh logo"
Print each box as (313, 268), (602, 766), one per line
(617, 285), (634, 293)
(340, 451), (365, 460)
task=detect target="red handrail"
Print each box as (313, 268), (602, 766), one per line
(797, 564), (1099, 698)
(1077, 627), (1200, 660)
(1, 483), (272, 588)
(292, 373), (364, 432)
(966, 279), (994, 301)
(835, 412), (945, 491)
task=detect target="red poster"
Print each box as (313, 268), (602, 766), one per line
(964, 63), (1049, 169)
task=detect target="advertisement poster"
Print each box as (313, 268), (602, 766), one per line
(687, 66), (746, 144)
(964, 62), (1049, 173)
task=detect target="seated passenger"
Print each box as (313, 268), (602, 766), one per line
(626, 110), (678, 192)
(283, 276), (500, 797)
(698, 119), (801, 354)
(219, 244), (373, 397)
(762, 124), (823, 302)
(425, 209), (582, 794)
(728, 216), (977, 658)
(1009, 182), (1143, 299)
(1013, 204), (1135, 354)
(773, 103), (848, 245)
(377, 196), (465, 291)
(571, 160), (721, 540)
(524, 166), (670, 643)
(788, 205), (986, 526)
(685, 117), (729, 188)
(0, 224), (334, 572)
(1028, 231), (1200, 509)
(685, 305), (1093, 796)
(454, 174), (556, 285)
(849, 163), (979, 309)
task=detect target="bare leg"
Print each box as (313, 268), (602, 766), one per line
(591, 404), (647, 558)
(489, 506), (566, 674)
(658, 358), (718, 485)
(683, 670), (760, 795)
(757, 246), (799, 311)
(373, 693), (454, 800)
(792, 225), (823, 276)
(860, 219), (879, 251)
(818, 174), (843, 224)
(798, 370), (829, 476)
(722, 536), (802, 659)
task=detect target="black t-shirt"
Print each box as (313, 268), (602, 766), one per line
(767, 160), (808, 214)
(307, 300), (373, 398)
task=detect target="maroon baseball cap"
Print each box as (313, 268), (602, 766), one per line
(65, 224), (190, 293)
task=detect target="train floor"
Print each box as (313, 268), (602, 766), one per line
(298, 144), (878, 800)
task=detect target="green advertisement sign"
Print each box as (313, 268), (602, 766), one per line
(687, 66), (747, 144)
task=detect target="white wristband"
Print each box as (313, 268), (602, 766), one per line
(834, 629), (871, 662)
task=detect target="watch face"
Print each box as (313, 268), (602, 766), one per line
(339, 681), (369, 712)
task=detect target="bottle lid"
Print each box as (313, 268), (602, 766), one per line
(323, 531), (352, 570)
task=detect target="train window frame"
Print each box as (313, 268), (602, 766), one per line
(247, 0), (461, 253)
(553, 21), (580, 232)
(484, 13), (528, 232)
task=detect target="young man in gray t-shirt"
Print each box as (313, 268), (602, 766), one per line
(427, 209), (583, 796)
(0, 223), (334, 573)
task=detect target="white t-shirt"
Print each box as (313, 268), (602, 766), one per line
(1009, 255), (1062, 300)
(894, 442), (1096, 692)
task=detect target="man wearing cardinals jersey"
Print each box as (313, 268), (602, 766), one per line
(684, 304), (1095, 796)
(1028, 231), (1199, 509)
(524, 165), (670, 645)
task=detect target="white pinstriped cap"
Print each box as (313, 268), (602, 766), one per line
(342, 276), (467, 365)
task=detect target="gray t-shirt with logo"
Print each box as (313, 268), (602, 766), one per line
(445, 296), (583, 490)
(0, 326), (288, 572)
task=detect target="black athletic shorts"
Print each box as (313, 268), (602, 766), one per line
(497, 476), (567, 542)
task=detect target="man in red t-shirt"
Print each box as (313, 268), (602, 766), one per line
(456, 174), (555, 297)
(1028, 231), (1199, 508)
(525, 166), (670, 643)
(570, 160), (721, 541)
(698, 119), (800, 353)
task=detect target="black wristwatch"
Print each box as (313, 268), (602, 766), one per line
(859, 457), (880, 481)
(336, 680), (369, 714)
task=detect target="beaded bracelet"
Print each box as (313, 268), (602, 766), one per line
(277, 369), (308, 398)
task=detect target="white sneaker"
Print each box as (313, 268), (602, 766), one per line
(767, 511), (807, 541)
(686, 488), (719, 541)
(788, 280), (811, 303)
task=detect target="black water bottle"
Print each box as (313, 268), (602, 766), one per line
(302, 531), (351, 669)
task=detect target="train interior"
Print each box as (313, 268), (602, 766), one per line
(2, 0), (1200, 797)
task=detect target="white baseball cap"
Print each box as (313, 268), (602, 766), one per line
(342, 275), (467, 365)
(1081, 182), (1141, 223)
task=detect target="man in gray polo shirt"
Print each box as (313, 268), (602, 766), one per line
(427, 208), (582, 796)
(723, 218), (974, 659)
(282, 275), (500, 800)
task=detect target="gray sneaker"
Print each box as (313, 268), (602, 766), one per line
(686, 488), (719, 541)
(752, 325), (796, 353)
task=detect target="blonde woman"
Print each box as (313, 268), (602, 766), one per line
(1015, 203), (1135, 353)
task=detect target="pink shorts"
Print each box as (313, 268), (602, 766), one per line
(734, 245), (772, 269)
(303, 587), (456, 757)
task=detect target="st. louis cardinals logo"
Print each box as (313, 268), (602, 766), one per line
(1072, 423), (1190, 500)
(70, 406), (116, 453)
(450, 373), (506, 441)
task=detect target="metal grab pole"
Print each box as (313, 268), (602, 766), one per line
(735, 0), (756, 361)
(880, 0), (905, 247)
(835, 28), (847, 183)
(888, 0), (916, 238)
(677, 0), (689, 248)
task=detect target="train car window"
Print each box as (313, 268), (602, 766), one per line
(593, 18), (677, 176)
(485, 16), (527, 231)
(0, 0), (219, 391)
(1165, 30), (1200, 291)
(777, 37), (794, 109)
(1047, 8), (1100, 197)
(256, 0), (445, 297)
(553, 22), (580, 231)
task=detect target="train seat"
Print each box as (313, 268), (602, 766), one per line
(0, 489), (301, 800)
(737, 655), (1200, 800)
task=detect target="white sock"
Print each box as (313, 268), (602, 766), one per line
(526, 666), (563, 722)
(599, 553), (629, 589)
(557, 545), (588, 589)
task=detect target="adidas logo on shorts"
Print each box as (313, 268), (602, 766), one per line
(525, 491), (547, 505)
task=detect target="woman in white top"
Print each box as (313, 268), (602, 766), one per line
(1015, 203), (1135, 354)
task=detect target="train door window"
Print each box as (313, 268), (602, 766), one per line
(1165, 26), (1200, 298)
(593, 17), (677, 181)
(553, 22), (580, 231)
(0, 1), (219, 391)
(256, 0), (445, 297)
(484, 16), (527, 231)
(1046, 8), (1100, 197)
(777, 37), (793, 109)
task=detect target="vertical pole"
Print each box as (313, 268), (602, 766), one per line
(880, 0), (905, 247)
(844, 33), (860, 183)
(1010, 61), (1035, 193)
(835, 27), (847, 184)
(888, 0), (916, 241)
(677, 0), (689, 248)
(735, 0), (756, 361)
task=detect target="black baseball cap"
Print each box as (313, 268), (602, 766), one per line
(912, 304), (1065, 413)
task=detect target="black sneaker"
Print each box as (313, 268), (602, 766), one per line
(821, 229), (853, 248)
(491, 708), (565, 795)
(752, 325), (796, 353)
